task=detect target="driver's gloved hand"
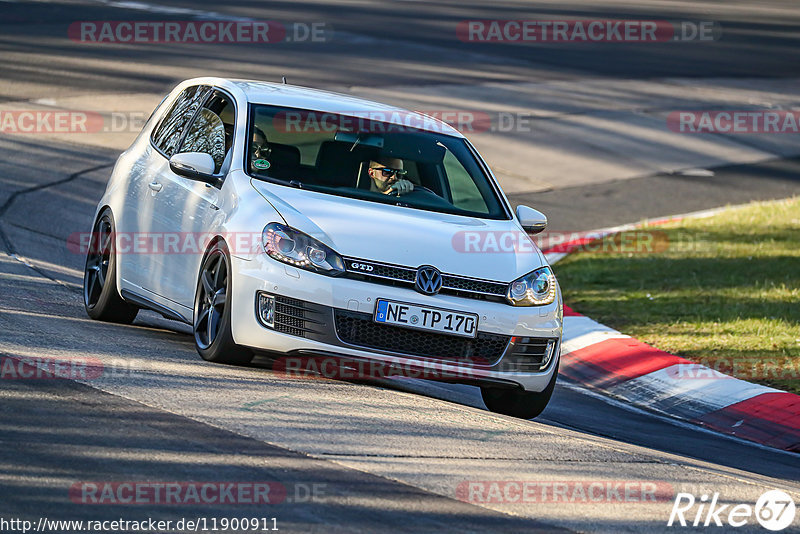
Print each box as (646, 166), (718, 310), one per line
(385, 179), (413, 196)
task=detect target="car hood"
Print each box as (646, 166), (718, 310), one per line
(251, 180), (546, 281)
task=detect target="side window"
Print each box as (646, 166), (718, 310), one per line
(151, 85), (209, 157)
(398, 159), (420, 185)
(178, 90), (235, 175)
(442, 150), (488, 214)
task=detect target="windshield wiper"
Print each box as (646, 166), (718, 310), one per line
(349, 133), (362, 152)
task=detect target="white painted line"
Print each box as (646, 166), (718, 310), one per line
(561, 329), (630, 356)
(97, 0), (250, 20)
(557, 379), (800, 458)
(676, 168), (715, 177)
(562, 315), (621, 340)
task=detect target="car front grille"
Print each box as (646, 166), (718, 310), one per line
(342, 256), (509, 302)
(362, 262), (416, 283)
(333, 310), (511, 365)
(440, 274), (509, 297)
(272, 296), (328, 338)
(263, 295), (555, 373)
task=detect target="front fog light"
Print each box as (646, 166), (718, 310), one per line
(541, 339), (557, 368)
(257, 292), (275, 328)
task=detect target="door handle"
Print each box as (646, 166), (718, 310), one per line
(148, 181), (163, 192)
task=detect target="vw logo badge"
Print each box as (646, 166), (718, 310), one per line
(415, 265), (443, 295)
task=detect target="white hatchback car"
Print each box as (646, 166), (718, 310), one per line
(84, 77), (563, 419)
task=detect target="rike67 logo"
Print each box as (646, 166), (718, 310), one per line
(668, 490), (796, 531)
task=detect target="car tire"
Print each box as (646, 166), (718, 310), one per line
(480, 362), (558, 419)
(83, 209), (139, 324)
(193, 241), (253, 365)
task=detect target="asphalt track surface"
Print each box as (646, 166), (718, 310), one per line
(1, 1), (800, 532)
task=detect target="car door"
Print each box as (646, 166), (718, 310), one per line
(121, 85), (211, 295)
(148, 88), (236, 309)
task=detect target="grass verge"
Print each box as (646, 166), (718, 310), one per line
(554, 197), (800, 394)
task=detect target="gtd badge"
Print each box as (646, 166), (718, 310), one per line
(349, 262), (374, 273)
(415, 265), (442, 295)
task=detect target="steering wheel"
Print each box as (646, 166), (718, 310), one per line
(413, 185), (437, 195)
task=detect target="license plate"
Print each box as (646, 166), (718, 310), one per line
(374, 299), (478, 338)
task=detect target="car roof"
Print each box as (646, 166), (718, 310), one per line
(182, 77), (465, 138)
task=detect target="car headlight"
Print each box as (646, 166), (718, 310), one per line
(262, 223), (345, 276)
(507, 266), (556, 306)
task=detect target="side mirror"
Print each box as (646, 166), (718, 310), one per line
(516, 205), (547, 234)
(169, 152), (217, 184)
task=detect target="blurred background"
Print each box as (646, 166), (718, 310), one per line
(2, 0), (799, 231)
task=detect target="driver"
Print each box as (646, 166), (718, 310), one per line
(367, 157), (413, 196)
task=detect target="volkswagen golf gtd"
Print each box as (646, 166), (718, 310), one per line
(83, 77), (563, 419)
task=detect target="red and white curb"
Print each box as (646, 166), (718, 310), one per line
(545, 209), (800, 453)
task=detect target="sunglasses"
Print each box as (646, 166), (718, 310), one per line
(374, 167), (407, 179)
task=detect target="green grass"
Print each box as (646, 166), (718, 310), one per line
(554, 197), (800, 394)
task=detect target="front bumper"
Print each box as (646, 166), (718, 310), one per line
(230, 254), (562, 392)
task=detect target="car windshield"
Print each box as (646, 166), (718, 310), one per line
(245, 104), (508, 219)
